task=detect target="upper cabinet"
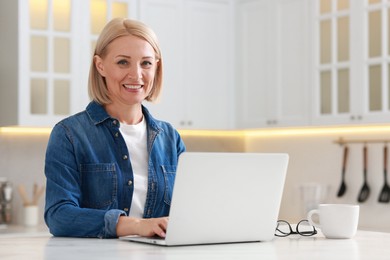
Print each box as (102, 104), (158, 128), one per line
(235, 0), (311, 128)
(1, 0), (233, 129)
(0, 0), (136, 127)
(3, 0), (390, 129)
(140, 0), (234, 129)
(312, 0), (390, 125)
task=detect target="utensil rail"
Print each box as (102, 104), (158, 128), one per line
(334, 137), (390, 145)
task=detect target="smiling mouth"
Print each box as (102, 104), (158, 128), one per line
(123, 84), (143, 90)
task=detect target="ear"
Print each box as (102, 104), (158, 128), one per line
(94, 55), (106, 77)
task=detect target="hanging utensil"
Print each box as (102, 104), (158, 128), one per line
(358, 145), (370, 203)
(337, 145), (349, 197)
(379, 145), (390, 203)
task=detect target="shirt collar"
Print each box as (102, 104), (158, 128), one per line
(85, 101), (163, 134)
(85, 101), (111, 125)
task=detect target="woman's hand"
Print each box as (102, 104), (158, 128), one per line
(116, 216), (169, 238)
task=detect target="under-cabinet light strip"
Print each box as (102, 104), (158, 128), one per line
(2, 124), (390, 137)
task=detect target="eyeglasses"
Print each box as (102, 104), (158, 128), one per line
(275, 220), (317, 237)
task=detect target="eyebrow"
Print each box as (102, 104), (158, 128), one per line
(116, 55), (155, 59)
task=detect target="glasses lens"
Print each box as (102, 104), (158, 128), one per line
(297, 220), (317, 236)
(275, 221), (291, 237)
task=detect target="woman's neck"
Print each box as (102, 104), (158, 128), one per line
(104, 103), (143, 125)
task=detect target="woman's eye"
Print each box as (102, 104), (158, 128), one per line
(117, 60), (128, 66)
(141, 60), (153, 67)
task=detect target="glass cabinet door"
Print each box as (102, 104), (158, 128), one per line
(28, 0), (72, 122)
(315, 0), (390, 125)
(366, 0), (390, 113)
(317, 0), (351, 117)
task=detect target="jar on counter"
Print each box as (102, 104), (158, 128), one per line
(0, 178), (12, 224)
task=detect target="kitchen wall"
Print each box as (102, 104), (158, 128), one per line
(245, 128), (390, 232)
(1, 128), (390, 232)
(0, 133), (48, 225)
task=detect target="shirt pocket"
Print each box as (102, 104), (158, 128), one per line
(80, 163), (117, 209)
(161, 165), (177, 205)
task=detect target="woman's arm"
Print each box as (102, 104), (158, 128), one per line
(44, 123), (121, 238)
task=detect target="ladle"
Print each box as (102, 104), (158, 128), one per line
(357, 145), (370, 203)
(379, 145), (390, 203)
(337, 146), (348, 197)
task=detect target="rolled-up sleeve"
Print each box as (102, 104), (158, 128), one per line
(104, 209), (126, 238)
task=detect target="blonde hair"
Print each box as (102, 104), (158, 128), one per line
(88, 18), (163, 104)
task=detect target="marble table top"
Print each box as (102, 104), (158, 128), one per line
(1, 227), (390, 260)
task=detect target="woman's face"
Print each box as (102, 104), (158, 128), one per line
(95, 34), (158, 106)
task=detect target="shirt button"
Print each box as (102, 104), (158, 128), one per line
(124, 208), (129, 212)
(123, 155), (128, 160)
(128, 180), (133, 186)
(113, 120), (117, 125)
(115, 132), (119, 138)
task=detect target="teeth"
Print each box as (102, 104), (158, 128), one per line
(124, 84), (142, 90)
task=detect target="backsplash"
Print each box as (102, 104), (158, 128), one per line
(0, 133), (48, 225)
(2, 127), (390, 232)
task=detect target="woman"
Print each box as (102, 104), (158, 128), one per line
(44, 18), (186, 238)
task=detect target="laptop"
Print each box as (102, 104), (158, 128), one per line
(119, 152), (289, 246)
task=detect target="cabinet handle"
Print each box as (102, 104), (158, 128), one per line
(350, 115), (363, 121)
(180, 120), (193, 126)
(266, 119), (278, 125)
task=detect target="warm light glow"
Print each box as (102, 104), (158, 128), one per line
(30, 0), (48, 29)
(90, 0), (107, 34)
(178, 129), (244, 138)
(2, 124), (390, 137)
(244, 125), (390, 137)
(0, 127), (52, 135)
(112, 2), (128, 18)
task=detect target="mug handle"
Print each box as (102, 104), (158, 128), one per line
(307, 209), (321, 228)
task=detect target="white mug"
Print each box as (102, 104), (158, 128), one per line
(307, 204), (359, 239)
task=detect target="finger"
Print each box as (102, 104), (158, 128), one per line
(155, 218), (168, 237)
(154, 225), (166, 238)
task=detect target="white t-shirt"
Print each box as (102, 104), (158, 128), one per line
(119, 116), (148, 218)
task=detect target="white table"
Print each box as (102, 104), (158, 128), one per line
(0, 228), (389, 259)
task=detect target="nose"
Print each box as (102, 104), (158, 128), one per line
(127, 65), (142, 80)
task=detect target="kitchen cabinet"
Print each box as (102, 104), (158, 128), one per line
(140, 0), (234, 129)
(6, 0), (390, 129)
(0, 0), (136, 127)
(235, 0), (310, 128)
(312, 0), (390, 126)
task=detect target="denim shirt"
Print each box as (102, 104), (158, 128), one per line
(44, 101), (186, 238)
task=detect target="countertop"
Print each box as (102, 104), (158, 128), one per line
(1, 227), (390, 259)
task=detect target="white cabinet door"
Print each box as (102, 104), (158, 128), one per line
(183, 0), (233, 129)
(236, 0), (275, 128)
(141, 0), (233, 129)
(138, 0), (186, 128)
(311, 0), (390, 126)
(236, 0), (310, 128)
(276, 0), (310, 127)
